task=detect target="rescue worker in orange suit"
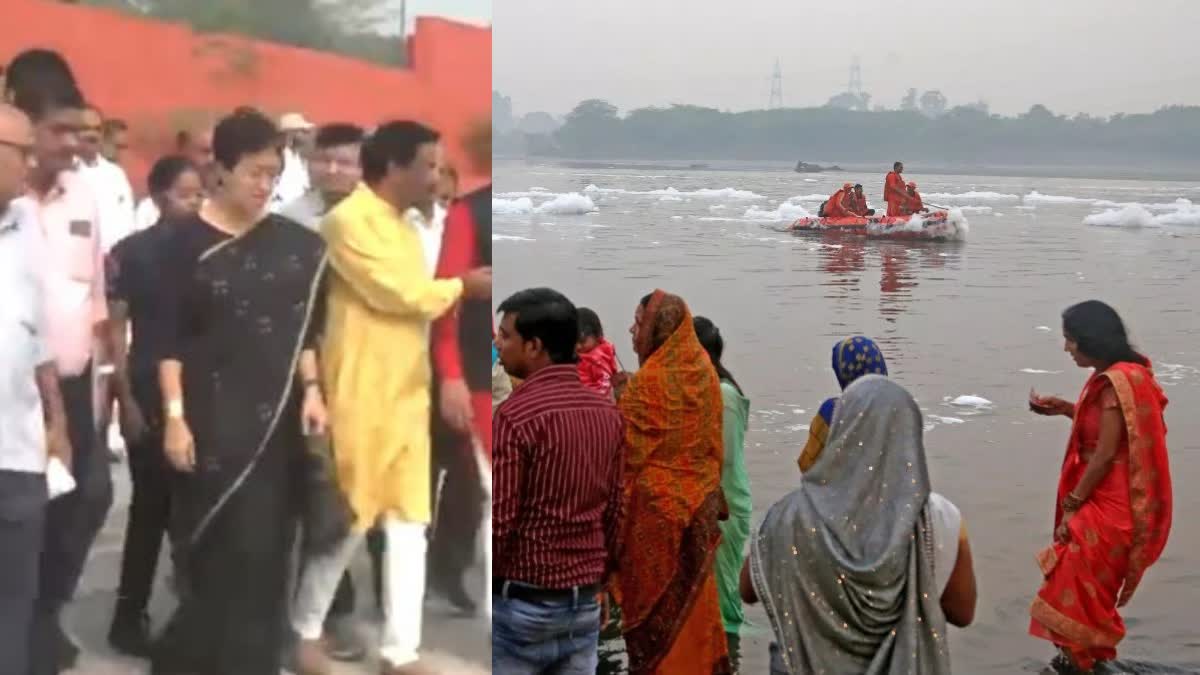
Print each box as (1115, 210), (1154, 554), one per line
(846, 183), (875, 216)
(823, 182), (855, 218)
(901, 181), (928, 216)
(884, 161), (907, 216)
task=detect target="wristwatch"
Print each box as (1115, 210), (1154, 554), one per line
(165, 399), (184, 420)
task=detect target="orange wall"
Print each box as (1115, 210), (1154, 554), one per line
(0, 0), (490, 192)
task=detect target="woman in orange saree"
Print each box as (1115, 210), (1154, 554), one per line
(611, 290), (732, 675)
(1028, 301), (1172, 672)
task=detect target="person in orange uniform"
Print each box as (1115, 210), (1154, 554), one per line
(901, 181), (928, 216)
(823, 182), (854, 218)
(846, 183), (874, 216)
(883, 161), (906, 216)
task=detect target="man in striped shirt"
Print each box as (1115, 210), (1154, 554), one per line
(493, 288), (625, 674)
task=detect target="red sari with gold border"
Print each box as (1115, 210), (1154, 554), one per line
(1030, 361), (1172, 669)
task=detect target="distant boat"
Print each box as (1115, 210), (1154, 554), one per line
(794, 161), (843, 173)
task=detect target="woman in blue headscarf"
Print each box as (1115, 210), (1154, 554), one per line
(797, 335), (888, 473)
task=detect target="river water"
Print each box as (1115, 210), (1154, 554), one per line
(492, 159), (1200, 674)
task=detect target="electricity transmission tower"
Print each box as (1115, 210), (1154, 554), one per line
(768, 59), (783, 109)
(848, 56), (863, 95)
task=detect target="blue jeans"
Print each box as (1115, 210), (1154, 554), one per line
(492, 583), (601, 675)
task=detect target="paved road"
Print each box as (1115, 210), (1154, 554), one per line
(68, 459), (490, 674)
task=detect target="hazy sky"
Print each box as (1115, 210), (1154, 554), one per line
(496, 0), (1200, 117)
(375, 0), (491, 33)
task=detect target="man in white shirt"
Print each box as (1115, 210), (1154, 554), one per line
(77, 105), (135, 252)
(0, 100), (72, 675)
(407, 146), (454, 274)
(76, 105), (136, 467)
(100, 118), (129, 164)
(271, 112), (314, 213)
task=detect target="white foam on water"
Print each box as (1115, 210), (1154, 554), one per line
(994, 212), (1006, 216)
(652, 186), (764, 199)
(1036, 326), (1052, 331)
(583, 184), (764, 199)
(1023, 191), (1093, 205)
(789, 193), (831, 202)
(866, 208), (970, 240)
(1158, 362), (1200, 384)
(529, 186), (549, 191)
(670, 215), (683, 220)
(928, 415), (966, 425)
(492, 234), (535, 241)
(495, 193), (598, 216)
(1084, 199), (1200, 228)
(743, 201), (812, 221)
(496, 190), (553, 198)
(659, 194), (684, 202)
(957, 205), (994, 214)
(803, 178), (818, 182)
(709, 204), (728, 211)
(1020, 368), (1062, 374)
(947, 395), (993, 409)
(924, 190), (1020, 203)
(1084, 205), (1157, 228)
(493, 197), (534, 215)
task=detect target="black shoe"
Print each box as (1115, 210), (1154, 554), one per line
(109, 610), (153, 658)
(322, 617), (366, 662)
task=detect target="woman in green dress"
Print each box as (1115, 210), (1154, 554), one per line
(693, 316), (751, 659)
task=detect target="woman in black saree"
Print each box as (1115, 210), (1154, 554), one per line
(151, 110), (329, 675)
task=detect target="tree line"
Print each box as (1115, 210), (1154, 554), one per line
(520, 98), (1200, 165)
(78, 0), (404, 66)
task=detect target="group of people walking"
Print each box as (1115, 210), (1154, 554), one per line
(491, 287), (1172, 674)
(0, 44), (492, 675)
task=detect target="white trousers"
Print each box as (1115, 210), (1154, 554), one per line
(292, 519), (428, 666)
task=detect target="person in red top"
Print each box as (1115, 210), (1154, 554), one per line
(884, 161), (906, 217)
(901, 181), (928, 216)
(429, 120), (492, 615)
(846, 183), (874, 216)
(576, 307), (619, 399)
(823, 182), (855, 218)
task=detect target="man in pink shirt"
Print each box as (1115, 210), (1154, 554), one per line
(6, 48), (115, 674)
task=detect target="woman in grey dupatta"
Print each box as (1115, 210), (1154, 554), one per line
(743, 375), (976, 674)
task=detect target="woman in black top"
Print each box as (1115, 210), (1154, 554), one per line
(151, 110), (328, 675)
(106, 155), (203, 656)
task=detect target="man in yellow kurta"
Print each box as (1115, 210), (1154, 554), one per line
(290, 121), (491, 675)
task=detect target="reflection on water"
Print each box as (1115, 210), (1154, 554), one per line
(495, 162), (1200, 674)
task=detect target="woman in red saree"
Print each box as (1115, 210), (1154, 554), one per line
(612, 290), (732, 675)
(1028, 300), (1172, 672)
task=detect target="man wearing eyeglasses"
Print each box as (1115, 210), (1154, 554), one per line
(0, 101), (74, 675)
(5, 49), (118, 674)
